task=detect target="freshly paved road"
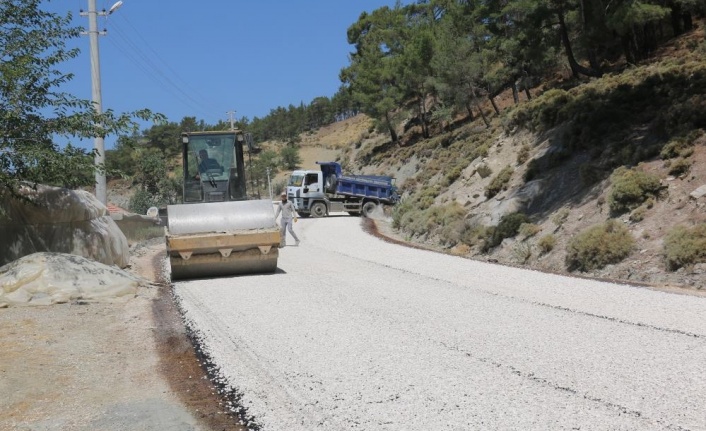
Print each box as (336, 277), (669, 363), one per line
(174, 215), (706, 431)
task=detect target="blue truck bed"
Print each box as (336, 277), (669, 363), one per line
(317, 162), (398, 204)
(336, 175), (398, 202)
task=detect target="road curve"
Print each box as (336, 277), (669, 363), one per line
(173, 215), (706, 431)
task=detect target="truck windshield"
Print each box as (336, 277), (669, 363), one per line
(288, 174), (304, 187)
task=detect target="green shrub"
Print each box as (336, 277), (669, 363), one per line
(129, 189), (158, 215)
(471, 143), (490, 160)
(476, 164), (492, 179)
(394, 201), (468, 246)
(516, 144), (531, 165)
(459, 223), (490, 247)
(398, 208), (427, 237)
(663, 224), (706, 271)
(392, 199), (414, 229)
(537, 234), (556, 254)
(512, 242), (532, 263)
(660, 131), (702, 159)
(629, 205), (647, 223)
(434, 204), (468, 245)
(417, 185), (440, 210)
(660, 138), (686, 160)
(485, 166), (514, 198)
(679, 147), (694, 158)
(518, 223), (541, 238)
(566, 220), (635, 271)
(504, 89), (573, 132)
(279, 145), (302, 170)
(667, 157), (691, 176)
(552, 208), (570, 227)
(483, 212), (530, 251)
(443, 165), (464, 186)
(608, 167), (662, 215)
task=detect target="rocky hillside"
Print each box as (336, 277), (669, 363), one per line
(290, 25), (706, 292)
(107, 24), (705, 292)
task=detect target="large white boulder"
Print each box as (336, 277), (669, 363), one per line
(0, 252), (146, 306)
(0, 184), (129, 268)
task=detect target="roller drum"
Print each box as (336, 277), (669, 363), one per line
(167, 199), (276, 234)
(166, 199), (280, 280)
(169, 247), (279, 280)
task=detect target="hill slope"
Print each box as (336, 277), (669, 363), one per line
(293, 25), (706, 292)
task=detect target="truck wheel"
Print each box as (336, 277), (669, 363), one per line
(362, 201), (377, 217)
(311, 202), (327, 218)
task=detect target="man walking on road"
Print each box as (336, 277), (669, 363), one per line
(275, 192), (300, 247)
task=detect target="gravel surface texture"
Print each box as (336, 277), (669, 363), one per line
(174, 215), (706, 431)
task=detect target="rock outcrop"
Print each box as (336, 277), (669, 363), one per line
(0, 184), (129, 268)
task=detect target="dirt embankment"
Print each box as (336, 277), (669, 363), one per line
(0, 239), (246, 431)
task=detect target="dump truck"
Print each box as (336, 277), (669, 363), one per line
(286, 162), (399, 218)
(165, 130), (280, 280)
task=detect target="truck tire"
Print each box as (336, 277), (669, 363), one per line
(362, 201), (377, 217)
(310, 202), (327, 218)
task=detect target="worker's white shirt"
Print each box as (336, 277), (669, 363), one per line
(275, 201), (296, 220)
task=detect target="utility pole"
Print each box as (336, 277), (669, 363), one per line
(80, 1), (122, 206)
(266, 167), (272, 201)
(226, 110), (236, 130)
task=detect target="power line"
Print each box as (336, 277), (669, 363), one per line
(108, 25), (215, 118)
(99, 12), (221, 122)
(104, 36), (213, 121)
(113, 13), (220, 111)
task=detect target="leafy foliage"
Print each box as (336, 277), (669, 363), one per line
(666, 157), (691, 176)
(128, 149), (180, 213)
(128, 189), (156, 216)
(280, 146), (302, 170)
(608, 167), (662, 215)
(482, 212), (531, 252)
(660, 130), (702, 160)
(341, 5), (409, 143)
(566, 220), (635, 271)
(518, 223), (541, 239)
(393, 201), (467, 247)
(537, 234), (557, 254)
(485, 166), (514, 198)
(663, 224), (706, 271)
(0, 1), (163, 197)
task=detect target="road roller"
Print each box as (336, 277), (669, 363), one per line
(165, 131), (280, 280)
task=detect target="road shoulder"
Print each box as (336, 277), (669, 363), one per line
(0, 240), (243, 430)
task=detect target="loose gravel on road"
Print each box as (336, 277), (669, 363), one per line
(174, 215), (706, 431)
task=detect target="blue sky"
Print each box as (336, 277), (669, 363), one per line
(42, 0), (407, 150)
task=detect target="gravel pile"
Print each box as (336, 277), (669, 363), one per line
(174, 216), (706, 431)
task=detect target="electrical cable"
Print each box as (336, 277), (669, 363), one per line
(114, 12), (221, 111)
(100, 12), (219, 121)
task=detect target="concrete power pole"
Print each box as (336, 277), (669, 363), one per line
(266, 167), (272, 201)
(81, 0), (122, 205)
(226, 110), (236, 130)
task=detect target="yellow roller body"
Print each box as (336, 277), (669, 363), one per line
(166, 200), (280, 280)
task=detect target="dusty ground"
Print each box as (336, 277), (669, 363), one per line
(0, 239), (245, 431)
